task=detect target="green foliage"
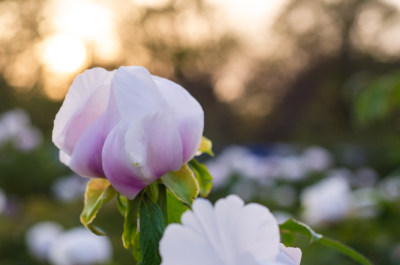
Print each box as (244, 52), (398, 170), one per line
(280, 219), (373, 265)
(122, 193), (142, 249)
(139, 194), (166, 265)
(189, 159), (213, 197)
(166, 190), (190, 224)
(80, 178), (117, 235)
(161, 164), (199, 206)
(352, 71), (400, 126)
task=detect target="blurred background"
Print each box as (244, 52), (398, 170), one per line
(1, 0), (400, 264)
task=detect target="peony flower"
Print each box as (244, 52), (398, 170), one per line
(48, 227), (112, 265)
(26, 221), (64, 261)
(159, 195), (301, 265)
(301, 175), (351, 225)
(53, 66), (204, 199)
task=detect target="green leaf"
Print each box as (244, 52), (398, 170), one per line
(122, 193), (142, 249)
(280, 219), (373, 265)
(80, 178), (117, 235)
(166, 190), (189, 224)
(318, 237), (373, 265)
(280, 219), (322, 245)
(117, 194), (128, 216)
(140, 194), (166, 265)
(189, 159), (213, 197)
(161, 164), (199, 206)
(157, 184), (168, 222)
(197, 136), (214, 156)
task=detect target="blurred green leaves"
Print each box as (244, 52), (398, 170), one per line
(280, 219), (373, 265)
(349, 71), (400, 127)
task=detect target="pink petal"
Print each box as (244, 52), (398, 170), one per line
(53, 68), (114, 155)
(102, 112), (183, 199)
(111, 66), (168, 122)
(153, 76), (204, 162)
(68, 115), (108, 178)
(102, 122), (149, 199)
(126, 111), (183, 178)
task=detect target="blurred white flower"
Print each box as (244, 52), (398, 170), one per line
(48, 227), (112, 265)
(301, 146), (332, 172)
(379, 176), (400, 200)
(26, 221), (64, 261)
(52, 175), (88, 202)
(350, 188), (379, 219)
(159, 195), (301, 265)
(205, 159), (231, 189)
(0, 109), (42, 151)
(276, 157), (306, 180)
(301, 176), (351, 225)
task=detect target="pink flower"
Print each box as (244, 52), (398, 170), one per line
(159, 195), (302, 265)
(53, 66), (204, 199)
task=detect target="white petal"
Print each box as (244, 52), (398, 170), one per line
(52, 67), (114, 155)
(160, 195), (281, 265)
(276, 244), (302, 265)
(153, 76), (204, 162)
(214, 195), (280, 263)
(160, 224), (224, 265)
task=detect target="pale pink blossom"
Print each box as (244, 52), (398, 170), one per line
(53, 66), (203, 199)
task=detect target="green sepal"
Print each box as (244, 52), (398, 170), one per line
(145, 181), (159, 203)
(197, 136), (214, 156)
(139, 194), (166, 265)
(166, 189), (190, 224)
(80, 178), (117, 235)
(280, 219), (373, 265)
(117, 194), (128, 216)
(161, 164), (199, 206)
(122, 192), (143, 249)
(133, 232), (142, 262)
(189, 159), (213, 197)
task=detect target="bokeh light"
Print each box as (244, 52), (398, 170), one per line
(40, 35), (87, 74)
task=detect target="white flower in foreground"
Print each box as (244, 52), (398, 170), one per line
(26, 221), (63, 261)
(48, 227), (112, 265)
(160, 195), (301, 265)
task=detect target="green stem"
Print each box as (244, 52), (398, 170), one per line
(318, 236), (373, 265)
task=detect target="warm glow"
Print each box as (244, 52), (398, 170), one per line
(205, 0), (288, 55)
(131, 0), (170, 8)
(40, 35), (86, 73)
